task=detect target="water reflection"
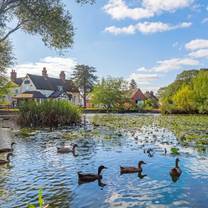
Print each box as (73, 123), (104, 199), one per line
(0, 115), (208, 208)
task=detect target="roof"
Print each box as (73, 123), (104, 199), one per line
(49, 90), (71, 99)
(14, 91), (46, 99)
(130, 89), (146, 101)
(144, 91), (158, 101)
(27, 74), (79, 92)
(14, 78), (24, 86)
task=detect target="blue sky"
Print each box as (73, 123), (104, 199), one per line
(10, 0), (208, 92)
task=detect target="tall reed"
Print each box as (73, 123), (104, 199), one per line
(18, 100), (82, 128)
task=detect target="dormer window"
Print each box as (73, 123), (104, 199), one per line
(24, 80), (30, 84)
(57, 86), (63, 91)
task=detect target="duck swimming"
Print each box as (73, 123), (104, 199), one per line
(0, 142), (16, 153)
(120, 160), (146, 174)
(57, 144), (78, 154)
(0, 153), (13, 165)
(170, 158), (182, 182)
(78, 165), (107, 183)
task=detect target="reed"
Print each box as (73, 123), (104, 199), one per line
(18, 100), (82, 128)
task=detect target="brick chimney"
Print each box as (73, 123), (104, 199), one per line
(42, 67), (48, 77)
(59, 71), (66, 82)
(10, 70), (17, 82)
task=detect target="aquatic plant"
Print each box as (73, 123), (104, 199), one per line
(18, 100), (82, 129)
(28, 189), (48, 208)
(170, 147), (180, 155)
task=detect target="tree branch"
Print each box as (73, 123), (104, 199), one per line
(0, 21), (23, 42)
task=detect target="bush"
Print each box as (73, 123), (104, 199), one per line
(18, 100), (82, 128)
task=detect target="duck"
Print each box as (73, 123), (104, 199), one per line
(0, 142), (16, 153)
(170, 158), (182, 182)
(57, 144), (78, 154)
(78, 165), (107, 183)
(0, 153), (13, 165)
(120, 160), (146, 174)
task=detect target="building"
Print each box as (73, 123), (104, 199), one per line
(10, 68), (82, 106)
(130, 88), (146, 105)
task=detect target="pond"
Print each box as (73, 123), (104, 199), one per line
(0, 114), (208, 208)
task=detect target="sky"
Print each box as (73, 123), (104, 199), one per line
(9, 0), (208, 92)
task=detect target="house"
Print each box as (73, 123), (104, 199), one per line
(130, 88), (146, 105)
(10, 68), (81, 106)
(144, 91), (158, 101)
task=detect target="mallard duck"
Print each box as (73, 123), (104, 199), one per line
(170, 158), (182, 182)
(78, 165), (107, 183)
(57, 144), (78, 154)
(0, 142), (16, 153)
(0, 153), (13, 165)
(120, 160), (146, 174)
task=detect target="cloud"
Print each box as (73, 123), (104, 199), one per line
(105, 21), (192, 35)
(201, 17), (208, 24)
(189, 49), (208, 58)
(104, 0), (193, 20)
(185, 39), (208, 51)
(9, 56), (77, 78)
(137, 58), (199, 73)
(128, 72), (159, 85)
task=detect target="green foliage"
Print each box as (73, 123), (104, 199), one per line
(129, 79), (137, 90)
(28, 189), (47, 208)
(18, 100), (82, 128)
(170, 147), (180, 155)
(91, 77), (131, 111)
(72, 64), (97, 107)
(159, 69), (208, 114)
(0, 40), (14, 73)
(173, 85), (194, 112)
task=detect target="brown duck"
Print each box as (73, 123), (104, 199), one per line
(0, 153), (13, 165)
(170, 158), (182, 182)
(57, 144), (78, 154)
(78, 165), (107, 183)
(120, 160), (146, 174)
(0, 142), (16, 153)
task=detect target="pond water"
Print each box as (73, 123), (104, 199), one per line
(0, 114), (208, 208)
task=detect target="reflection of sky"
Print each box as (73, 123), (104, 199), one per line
(0, 120), (208, 208)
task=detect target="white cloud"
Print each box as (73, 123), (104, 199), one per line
(105, 21), (192, 35)
(185, 39), (208, 51)
(104, 0), (193, 20)
(103, 0), (154, 20)
(201, 17), (208, 24)
(9, 56), (77, 78)
(189, 49), (208, 58)
(137, 58), (199, 73)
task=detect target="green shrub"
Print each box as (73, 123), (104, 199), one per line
(18, 100), (82, 128)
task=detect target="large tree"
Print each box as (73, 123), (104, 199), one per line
(129, 79), (137, 90)
(91, 78), (131, 111)
(72, 64), (97, 107)
(0, 0), (94, 71)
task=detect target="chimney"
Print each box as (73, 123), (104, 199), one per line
(59, 71), (66, 82)
(10, 70), (17, 82)
(42, 67), (48, 77)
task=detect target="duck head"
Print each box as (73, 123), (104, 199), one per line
(138, 161), (146, 168)
(98, 165), (107, 175)
(72, 144), (78, 149)
(11, 142), (16, 147)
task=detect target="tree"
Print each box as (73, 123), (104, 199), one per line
(173, 85), (195, 112)
(91, 78), (131, 111)
(72, 64), (97, 107)
(0, 0), (95, 70)
(129, 79), (137, 90)
(192, 70), (208, 113)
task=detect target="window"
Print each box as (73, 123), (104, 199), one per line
(57, 86), (63, 91)
(24, 80), (30, 84)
